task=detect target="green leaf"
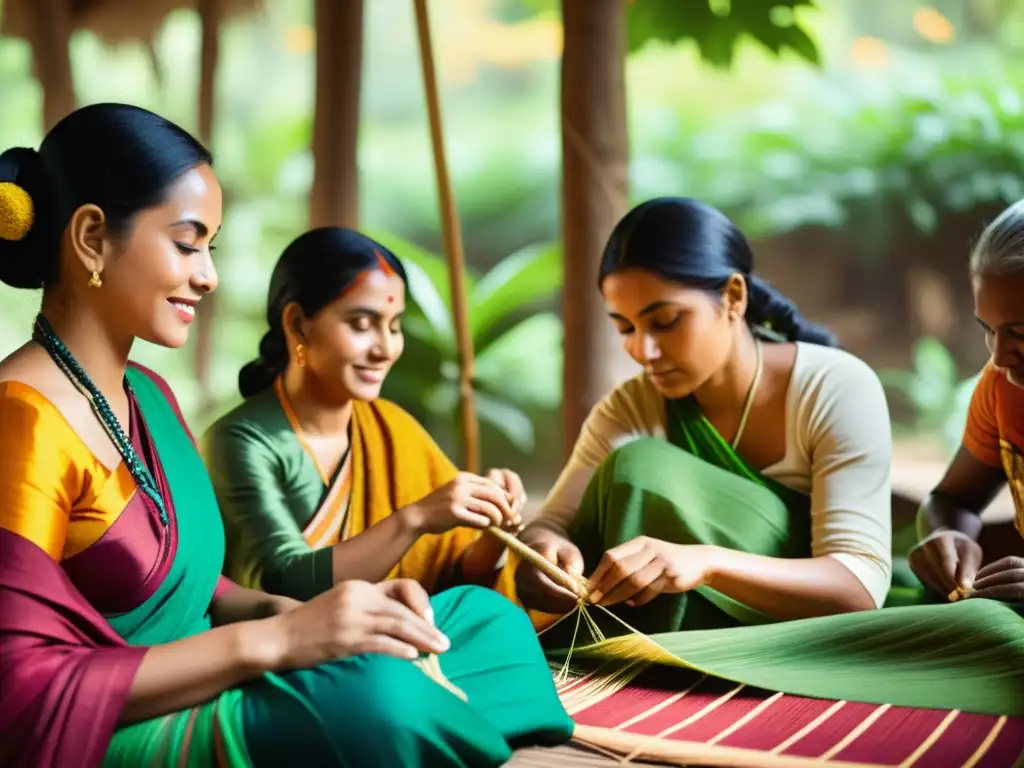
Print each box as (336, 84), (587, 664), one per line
(474, 391), (536, 453)
(907, 337), (958, 415)
(876, 369), (918, 395)
(398, 257), (454, 349)
(474, 313), (563, 409)
(471, 241), (561, 343)
(913, 337), (957, 388)
(943, 373), (982, 454)
(628, 0), (821, 67)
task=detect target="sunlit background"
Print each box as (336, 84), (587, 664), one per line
(1, 0), (1021, 515)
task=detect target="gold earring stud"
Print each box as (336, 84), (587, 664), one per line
(295, 344), (307, 368)
(88, 270), (102, 289)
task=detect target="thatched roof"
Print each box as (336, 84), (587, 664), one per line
(2, 0), (262, 45)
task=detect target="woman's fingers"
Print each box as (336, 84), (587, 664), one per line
(587, 538), (646, 594)
(589, 545), (656, 604)
(628, 573), (669, 607)
(922, 539), (958, 594)
(461, 478), (515, 521)
(975, 556), (1024, 580)
(954, 541), (983, 588)
(367, 605), (449, 654)
(598, 558), (664, 607)
(355, 636), (423, 661)
(381, 579), (434, 623)
(460, 497), (505, 527)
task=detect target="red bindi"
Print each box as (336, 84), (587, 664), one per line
(387, 295), (394, 303)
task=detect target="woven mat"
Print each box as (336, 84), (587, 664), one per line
(542, 665), (1024, 767)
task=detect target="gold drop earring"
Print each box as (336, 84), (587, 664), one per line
(295, 344), (307, 368)
(88, 270), (103, 288)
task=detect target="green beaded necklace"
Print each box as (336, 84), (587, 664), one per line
(32, 313), (169, 527)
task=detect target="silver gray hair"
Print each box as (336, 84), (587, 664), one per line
(970, 199), (1024, 278)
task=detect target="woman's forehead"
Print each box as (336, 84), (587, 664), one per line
(974, 273), (1024, 326)
(334, 268), (406, 308)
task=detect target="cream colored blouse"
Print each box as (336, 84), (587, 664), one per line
(537, 343), (894, 608)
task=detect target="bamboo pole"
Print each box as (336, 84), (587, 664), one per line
(412, 0), (480, 474)
(194, 0), (221, 421)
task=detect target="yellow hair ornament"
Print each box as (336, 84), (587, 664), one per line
(0, 182), (34, 242)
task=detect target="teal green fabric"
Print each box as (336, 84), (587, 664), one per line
(104, 369), (572, 767)
(542, 396), (1024, 716)
(243, 586), (574, 767)
(107, 368), (223, 644)
(104, 367), (251, 766)
(203, 388), (335, 601)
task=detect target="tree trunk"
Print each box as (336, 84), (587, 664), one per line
(560, 0), (631, 459)
(310, 0), (364, 229)
(30, 0), (75, 130)
(194, 0), (221, 421)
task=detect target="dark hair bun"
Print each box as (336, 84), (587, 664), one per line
(0, 147), (51, 289)
(747, 275), (837, 346)
(1, 103), (212, 292)
(237, 329), (289, 398)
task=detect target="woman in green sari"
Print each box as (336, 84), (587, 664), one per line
(512, 198), (1022, 717)
(0, 104), (571, 768)
(203, 228), (524, 605)
(517, 196), (892, 629)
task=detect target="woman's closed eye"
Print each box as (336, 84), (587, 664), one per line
(175, 242), (217, 255)
(649, 314), (682, 332)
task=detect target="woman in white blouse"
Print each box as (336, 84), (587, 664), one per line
(516, 197), (893, 633)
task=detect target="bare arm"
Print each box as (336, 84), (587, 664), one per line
(120, 618), (277, 724)
(122, 579), (448, 725)
(457, 534), (509, 585)
(919, 446), (1005, 541)
(702, 548), (875, 618)
(330, 509), (423, 584)
(209, 583), (301, 625)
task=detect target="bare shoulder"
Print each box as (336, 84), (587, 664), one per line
(0, 343), (120, 468)
(0, 343), (82, 409)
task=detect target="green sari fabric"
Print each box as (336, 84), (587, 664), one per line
(104, 369), (573, 767)
(203, 388), (336, 600)
(545, 395), (1024, 716)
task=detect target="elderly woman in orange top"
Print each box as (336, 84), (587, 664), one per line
(910, 200), (1024, 604)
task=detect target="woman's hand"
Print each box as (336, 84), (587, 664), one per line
(908, 530), (984, 599)
(400, 472), (517, 535)
(968, 556), (1024, 602)
(486, 467), (527, 532)
(516, 526), (586, 613)
(269, 579), (450, 670)
(587, 537), (712, 607)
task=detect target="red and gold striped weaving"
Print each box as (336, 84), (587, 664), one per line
(560, 665), (1024, 767)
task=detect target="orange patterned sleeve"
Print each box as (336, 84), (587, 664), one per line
(962, 364), (1002, 468)
(0, 383), (75, 559)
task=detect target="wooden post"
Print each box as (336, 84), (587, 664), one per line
(30, 0), (75, 130)
(310, 0), (364, 229)
(413, 0), (480, 473)
(560, 0), (630, 459)
(194, 0), (221, 420)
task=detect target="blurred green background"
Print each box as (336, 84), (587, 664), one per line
(1, 0), (1020, 490)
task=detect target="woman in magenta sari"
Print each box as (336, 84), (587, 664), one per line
(0, 104), (572, 767)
